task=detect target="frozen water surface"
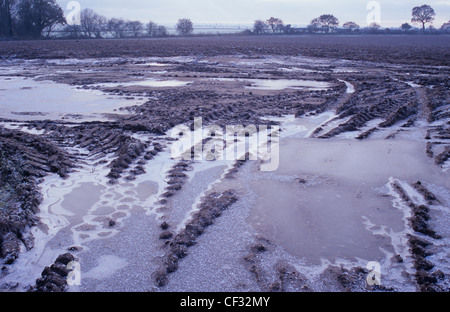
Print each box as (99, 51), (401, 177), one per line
(0, 76), (140, 121)
(213, 78), (332, 91)
(246, 79), (332, 91)
(247, 138), (447, 260)
(95, 79), (192, 89)
(160, 112), (449, 292)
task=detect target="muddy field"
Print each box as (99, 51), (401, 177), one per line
(0, 35), (449, 292)
(1, 35), (449, 66)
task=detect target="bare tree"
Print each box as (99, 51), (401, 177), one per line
(156, 25), (168, 37)
(411, 4), (436, 32)
(64, 24), (82, 39)
(368, 22), (381, 33)
(441, 21), (450, 33)
(267, 17), (283, 33)
(126, 20), (143, 37)
(342, 21), (359, 33)
(308, 18), (321, 33)
(253, 20), (268, 34)
(0, 0), (15, 37)
(176, 18), (193, 36)
(80, 8), (95, 37)
(42, 20), (61, 38)
(107, 18), (126, 38)
(93, 15), (106, 38)
(146, 21), (158, 37)
(35, 0), (65, 37)
(15, 0), (33, 37)
(15, 0), (66, 38)
(284, 24), (292, 34)
(80, 8), (106, 38)
(310, 14), (339, 33)
(401, 23), (412, 32)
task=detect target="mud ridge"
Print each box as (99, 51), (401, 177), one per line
(21, 121), (166, 183)
(158, 160), (193, 208)
(29, 253), (76, 292)
(0, 126), (74, 266)
(391, 181), (445, 292)
(320, 79), (420, 139)
(153, 190), (238, 288)
(242, 236), (312, 292)
(241, 237), (397, 292)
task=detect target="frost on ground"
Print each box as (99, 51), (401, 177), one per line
(0, 37), (449, 292)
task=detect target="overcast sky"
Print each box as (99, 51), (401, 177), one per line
(58, 0), (450, 28)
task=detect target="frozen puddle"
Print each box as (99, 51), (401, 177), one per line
(170, 136), (448, 292)
(246, 79), (331, 91)
(0, 146), (175, 290)
(162, 113), (450, 292)
(214, 78), (332, 91)
(0, 77), (141, 121)
(339, 79), (355, 94)
(134, 62), (170, 67)
(94, 79), (192, 89)
(246, 138), (446, 261)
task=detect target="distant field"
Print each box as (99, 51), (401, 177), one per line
(1, 35), (449, 66)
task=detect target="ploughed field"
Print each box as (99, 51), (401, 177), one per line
(0, 35), (449, 66)
(0, 35), (449, 292)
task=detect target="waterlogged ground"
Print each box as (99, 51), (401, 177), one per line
(162, 115), (449, 292)
(0, 76), (144, 122)
(0, 37), (449, 292)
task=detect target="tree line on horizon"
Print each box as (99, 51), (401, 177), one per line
(1, 1), (449, 39)
(255, 5), (449, 35)
(0, 0), (195, 39)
